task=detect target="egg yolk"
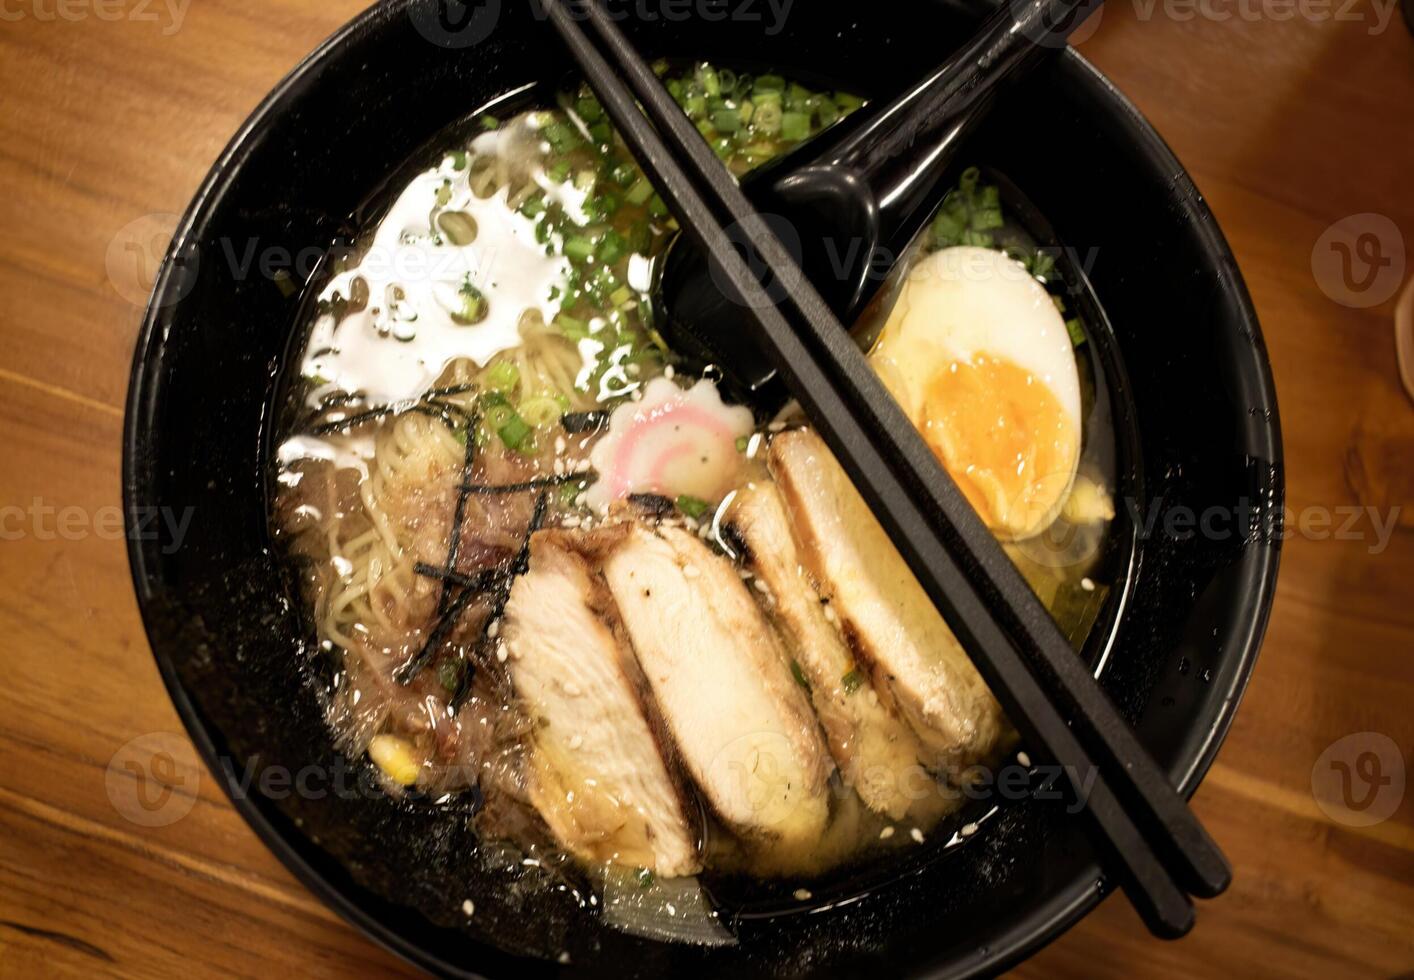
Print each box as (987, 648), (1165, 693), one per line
(921, 355), (1078, 539)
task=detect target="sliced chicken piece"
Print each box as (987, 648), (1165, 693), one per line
(769, 429), (1007, 771)
(593, 520), (831, 847)
(725, 482), (932, 820)
(502, 531), (700, 877)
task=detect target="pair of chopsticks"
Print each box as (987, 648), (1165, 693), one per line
(544, 0), (1228, 937)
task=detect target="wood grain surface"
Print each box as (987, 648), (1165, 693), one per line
(1, 1), (1411, 976)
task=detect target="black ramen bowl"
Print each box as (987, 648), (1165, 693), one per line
(123, 1), (1283, 976)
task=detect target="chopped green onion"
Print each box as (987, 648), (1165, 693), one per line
(555, 313), (591, 340)
(970, 207), (1004, 231)
(698, 66), (720, 96)
(437, 659), (463, 692)
(636, 867), (655, 889)
(609, 162), (637, 186)
(1066, 318), (1087, 347)
(449, 150), (468, 171)
(436, 210), (479, 246)
(754, 73), (785, 92)
(625, 176), (654, 206)
(575, 95), (603, 121)
(541, 120), (581, 154)
(596, 231), (627, 265)
(609, 284), (635, 307)
(676, 495), (711, 519)
(497, 415), (533, 451)
(480, 392), (534, 452)
(564, 235), (597, 263)
(932, 210), (965, 246)
(485, 360), (520, 392)
(780, 111), (811, 142)
(841, 667), (863, 693)
(790, 660), (811, 691)
(960, 228), (993, 247)
(711, 108), (742, 133)
(735, 435), (748, 453)
(835, 92), (864, 112)
(453, 283), (487, 324)
(519, 394), (566, 427)
(478, 114), (499, 130)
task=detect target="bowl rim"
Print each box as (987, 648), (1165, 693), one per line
(122, 3), (1283, 976)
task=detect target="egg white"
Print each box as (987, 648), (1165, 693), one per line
(870, 246), (1083, 539)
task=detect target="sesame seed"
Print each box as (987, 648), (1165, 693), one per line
(879, 826), (895, 839)
(461, 899), (475, 916)
(487, 619), (500, 638)
(569, 734), (584, 750)
(767, 421), (786, 433)
(961, 822), (979, 837)
(910, 827), (925, 843)
(1081, 577), (1095, 592)
(753, 578), (770, 594)
(496, 643), (509, 663)
(562, 515), (582, 528)
(793, 888), (812, 901)
(554, 435), (566, 455)
(664, 365), (675, 380)
(1017, 751), (1032, 767)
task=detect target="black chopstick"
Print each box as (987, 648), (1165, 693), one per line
(546, 0), (1220, 936)
(577, 1), (1230, 903)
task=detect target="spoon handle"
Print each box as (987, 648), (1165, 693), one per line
(833, 0), (1100, 241)
(750, 0), (1103, 317)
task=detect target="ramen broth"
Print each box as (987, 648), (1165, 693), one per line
(272, 62), (1117, 936)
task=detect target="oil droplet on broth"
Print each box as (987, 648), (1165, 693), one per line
(300, 118), (581, 407)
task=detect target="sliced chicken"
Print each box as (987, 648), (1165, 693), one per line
(725, 482), (932, 820)
(593, 520), (831, 847)
(768, 429), (1007, 771)
(502, 531), (700, 877)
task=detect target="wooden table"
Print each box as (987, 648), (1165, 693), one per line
(1, 1), (1411, 976)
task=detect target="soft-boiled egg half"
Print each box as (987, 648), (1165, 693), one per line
(869, 246), (1082, 540)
